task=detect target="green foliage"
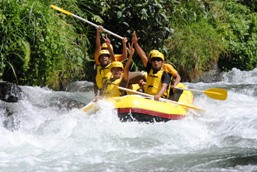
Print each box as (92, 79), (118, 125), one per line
(238, 0), (257, 12)
(166, 19), (227, 81)
(170, 0), (210, 26)
(1, 0), (257, 88)
(217, 1), (257, 71)
(167, 0), (257, 73)
(85, 0), (173, 52)
(0, 0), (91, 89)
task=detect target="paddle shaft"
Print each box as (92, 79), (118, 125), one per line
(175, 87), (220, 95)
(118, 86), (205, 111)
(50, 5), (123, 40)
(175, 87), (202, 93)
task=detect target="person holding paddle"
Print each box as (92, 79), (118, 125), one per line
(94, 25), (127, 65)
(132, 31), (171, 101)
(94, 26), (147, 99)
(149, 50), (181, 89)
(93, 26), (128, 100)
(101, 43), (135, 97)
(148, 50), (182, 100)
(93, 49), (112, 100)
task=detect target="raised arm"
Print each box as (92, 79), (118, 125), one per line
(102, 35), (115, 61)
(94, 26), (103, 63)
(123, 42), (134, 82)
(121, 37), (128, 61)
(132, 31), (148, 67)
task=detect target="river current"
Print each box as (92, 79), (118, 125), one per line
(0, 68), (257, 172)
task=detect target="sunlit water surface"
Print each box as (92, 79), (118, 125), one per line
(0, 68), (257, 172)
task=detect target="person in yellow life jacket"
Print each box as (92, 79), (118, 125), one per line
(132, 31), (171, 101)
(101, 43), (135, 97)
(148, 50), (181, 89)
(94, 25), (127, 65)
(93, 49), (112, 100)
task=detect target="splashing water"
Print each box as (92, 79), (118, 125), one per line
(0, 68), (257, 172)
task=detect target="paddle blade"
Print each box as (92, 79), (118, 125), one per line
(50, 5), (72, 16)
(204, 88), (228, 100)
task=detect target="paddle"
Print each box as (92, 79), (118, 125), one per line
(81, 99), (96, 112)
(118, 86), (205, 111)
(50, 5), (123, 40)
(83, 99), (94, 107)
(175, 87), (228, 101)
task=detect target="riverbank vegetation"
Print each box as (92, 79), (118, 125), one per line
(1, 0), (256, 90)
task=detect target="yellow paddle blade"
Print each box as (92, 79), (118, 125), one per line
(204, 88), (228, 100)
(50, 5), (73, 16)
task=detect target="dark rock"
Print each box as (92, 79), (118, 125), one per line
(192, 64), (222, 83)
(0, 107), (19, 131)
(65, 81), (94, 92)
(50, 96), (86, 110)
(0, 81), (22, 103)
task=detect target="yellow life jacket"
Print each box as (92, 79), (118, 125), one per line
(102, 77), (122, 97)
(144, 69), (169, 98)
(95, 63), (112, 89)
(162, 63), (179, 86)
(129, 84), (141, 91)
(162, 63), (178, 75)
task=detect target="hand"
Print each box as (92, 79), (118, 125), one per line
(122, 37), (128, 44)
(127, 42), (135, 56)
(154, 94), (160, 101)
(97, 25), (103, 33)
(102, 34), (111, 45)
(132, 31), (140, 44)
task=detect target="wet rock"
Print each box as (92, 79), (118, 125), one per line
(0, 81), (22, 103)
(192, 64), (222, 83)
(65, 81), (94, 92)
(50, 96), (86, 110)
(0, 107), (19, 131)
(0, 82), (22, 130)
(197, 70), (222, 83)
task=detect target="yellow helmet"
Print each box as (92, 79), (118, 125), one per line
(101, 43), (113, 51)
(98, 50), (110, 59)
(110, 61), (124, 69)
(148, 49), (160, 59)
(149, 51), (164, 61)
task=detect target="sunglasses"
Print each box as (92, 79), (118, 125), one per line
(151, 57), (162, 62)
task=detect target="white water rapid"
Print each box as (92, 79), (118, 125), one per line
(0, 68), (257, 172)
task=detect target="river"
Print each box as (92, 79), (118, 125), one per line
(0, 68), (257, 172)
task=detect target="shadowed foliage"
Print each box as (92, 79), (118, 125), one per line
(1, 0), (256, 89)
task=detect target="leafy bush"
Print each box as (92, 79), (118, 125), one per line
(84, 0), (173, 55)
(217, 1), (257, 71)
(165, 19), (227, 81)
(0, 0), (91, 90)
(1, 0), (257, 88)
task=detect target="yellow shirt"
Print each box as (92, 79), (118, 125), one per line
(162, 63), (178, 76)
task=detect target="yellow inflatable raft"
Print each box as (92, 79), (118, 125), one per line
(82, 83), (194, 122)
